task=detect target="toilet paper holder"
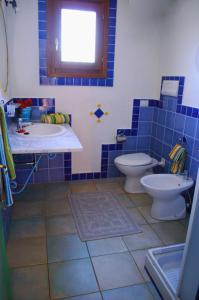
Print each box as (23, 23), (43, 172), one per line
(116, 130), (127, 143)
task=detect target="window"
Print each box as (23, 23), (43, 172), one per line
(47, 0), (109, 78)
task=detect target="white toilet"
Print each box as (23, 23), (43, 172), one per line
(114, 153), (159, 193)
(140, 174), (193, 220)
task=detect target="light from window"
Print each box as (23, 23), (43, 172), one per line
(61, 9), (96, 63)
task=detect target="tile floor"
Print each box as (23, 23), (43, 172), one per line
(7, 179), (188, 300)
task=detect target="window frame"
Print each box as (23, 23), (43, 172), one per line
(47, 0), (109, 78)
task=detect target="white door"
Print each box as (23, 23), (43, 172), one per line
(177, 168), (199, 300)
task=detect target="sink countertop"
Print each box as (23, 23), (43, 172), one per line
(9, 124), (83, 154)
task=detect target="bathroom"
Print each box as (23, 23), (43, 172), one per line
(0, 0), (199, 299)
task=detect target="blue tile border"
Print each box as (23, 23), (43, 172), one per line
(38, 0), (117, 87)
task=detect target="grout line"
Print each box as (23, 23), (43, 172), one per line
(44, 202), (51, 300)
(85, 241), (103, 296)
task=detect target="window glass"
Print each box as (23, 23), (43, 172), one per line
(61, 9), (96, 63)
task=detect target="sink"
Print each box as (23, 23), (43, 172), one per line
(15, 123), (67, 138)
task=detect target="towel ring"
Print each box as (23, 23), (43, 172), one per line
(178, 136), (187, 144)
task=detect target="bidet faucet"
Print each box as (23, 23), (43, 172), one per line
(183, 170), (189, 180)
(177, 170), (189, 180)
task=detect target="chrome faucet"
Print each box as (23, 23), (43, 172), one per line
(17, 118), (23, 130)
(177, 170), (189, 180)
(183, 170), (189, 180)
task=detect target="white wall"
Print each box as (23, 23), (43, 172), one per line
(0, 0), (12, 102)
(160, 0), (199, 107)
(6, 0), (162, 173)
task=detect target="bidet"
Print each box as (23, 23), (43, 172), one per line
(141, 174), (193, 220)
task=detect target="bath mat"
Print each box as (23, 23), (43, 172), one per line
(69, 192), (141, 241)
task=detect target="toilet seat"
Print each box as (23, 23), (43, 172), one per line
(115, 153), (152, 167)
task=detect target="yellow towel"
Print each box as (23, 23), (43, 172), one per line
(0, 107), (16, 180)
(169, 144), (181, 160)
(169, 143), (186, 174)
(41, 113), (70, 124)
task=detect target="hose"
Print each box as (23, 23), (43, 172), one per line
(11, 153), (57, 195)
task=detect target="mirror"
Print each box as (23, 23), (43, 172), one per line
(0, 3), (8, 95)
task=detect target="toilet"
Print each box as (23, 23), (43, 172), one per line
(114, 153), (159, 193)
(140, 174), (193, 220)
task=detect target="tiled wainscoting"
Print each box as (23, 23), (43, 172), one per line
(105, 76), (199, 180)
(9, 76), (199, 186)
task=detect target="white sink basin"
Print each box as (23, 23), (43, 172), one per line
(15, 123), (67, 138)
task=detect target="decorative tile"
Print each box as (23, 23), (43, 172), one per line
(90, 104), (109, 123)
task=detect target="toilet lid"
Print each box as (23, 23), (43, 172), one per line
(115, 153), (152, 166)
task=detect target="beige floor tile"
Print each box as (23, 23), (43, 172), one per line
(70, 183), (97, 193)
(46, 215), (77, 236)
(7, 237), (47, 268)
(127, 208), (147, 225)
(180, 214), (190, 229)
(87, 237), (127, 257)
(44, 182), (69, 200)
(92, 252), (143, 291)
(49, 259), (98, 298)
(14, 184), (46, 202)
(138, 206), (163, 224)
(122, 225), (162, 251)
(131, 249), (150, 282)
(151, 221), (187, 245)
(10, 216), (46, 240)
(44, 199), (71, 216)
(96, 182), (124, 194)
(128, 193), (153, 207)
(115, 194), (135, 208)
(11, 265), (49, 300)
(61, 293), (102, 300)
(12, 201), (43, 220)
(47, 234), (89, 263)
(102, 283), (154, 300)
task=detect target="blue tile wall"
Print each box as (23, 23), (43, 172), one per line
(38, 0), (116, 87)
(105, 76), (199, 180)
(150, 76), (199, 180)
